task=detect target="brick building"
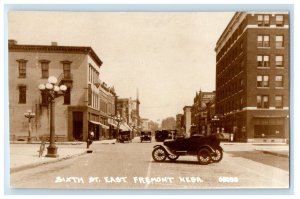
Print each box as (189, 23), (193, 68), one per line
(191, 90), (215, 135)
(8, 40), (115, 141)
(116, 96), (140, 134)
(215, 12), (289, 142)
(98, 82), (117, 139)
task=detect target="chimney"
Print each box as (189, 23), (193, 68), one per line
(8, 39), (17, 46)
(51, 42), (58, 46)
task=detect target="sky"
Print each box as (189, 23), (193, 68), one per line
(8, 11), (234, 122)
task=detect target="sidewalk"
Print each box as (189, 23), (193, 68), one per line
(9, 139), (117, 173)
(221, 142), (289, 158)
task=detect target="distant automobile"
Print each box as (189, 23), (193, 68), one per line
(155, 130), (177, 142)
(119, 131), (131, 143)
(140, 131), (152, 142)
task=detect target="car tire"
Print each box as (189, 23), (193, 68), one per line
(211, 146), (223, 163)
(197, 148), (211, 165)
(152, 147), (167, 162)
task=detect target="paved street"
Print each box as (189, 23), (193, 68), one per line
(10, 138), (289, 189)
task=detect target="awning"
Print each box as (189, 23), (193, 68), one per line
(108, 121), (117, 128)
(88, 120), (109, 129)
(119, 123), (132, 131)
(99, 123), (109, 129)
(124, 123), (132, 131)
(119, 124), (128, 131)
(89, 120), (100, 125)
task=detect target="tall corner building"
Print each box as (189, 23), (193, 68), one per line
(215, 12), (289, 143)
(8, 40), (117, 142)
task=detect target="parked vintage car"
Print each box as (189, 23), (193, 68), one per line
(140, 131), (152, 142)
(152, 134), (223, 165)
(119, 131), (131, 143)
(155, 130), (177, 142)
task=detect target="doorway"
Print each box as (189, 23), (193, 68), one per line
(73, 112), (83, 141)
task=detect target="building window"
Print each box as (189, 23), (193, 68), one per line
(275, 15), (284, 27)
(257, 95), (269, 108)
(275, 96), (283, 109)
(257, 35), (270, 47)
(275, 56), (284, 67)
(275, 75), (284, 87)
(61, 61), (72, 79)
(257, 55), (269, 67)
(276, 35), (284, 48)
(18, 85), (26, 103)
(240, 97), (244, 109)
(88, 84), (92, 106)
(257, 75), (269, 87)
(17, 59), (27, 78)
(64, 88), (71, 105)
(240, 79), (244, 90)
(40, 60), (50, 78)
(257, 15), (270, 26)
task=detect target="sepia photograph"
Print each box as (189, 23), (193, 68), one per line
(5, 4), (292, 193)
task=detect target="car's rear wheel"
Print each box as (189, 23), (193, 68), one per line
(152, 147), (167, 162)
(197, 148), (211, 165)
(211, 146), (223, 162)
(168, 154), (179, 161)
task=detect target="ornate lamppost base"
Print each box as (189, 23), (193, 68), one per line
(46, 146), (59, 158)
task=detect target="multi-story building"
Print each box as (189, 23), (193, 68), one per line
(116, 98), (132, 124)
(215, 12), (289, 142)
(8, 40), (114, 142)
(98, 82), (116, 139)
(191, 91), (215, 135)
(116, 96), (140, 134)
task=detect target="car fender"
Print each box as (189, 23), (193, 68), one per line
(216, 145), (224, 152)
(153, 145), (174, 155)
(199, 144), (215, 152)
(153, 145), (164, 149)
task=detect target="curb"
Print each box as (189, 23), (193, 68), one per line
(259, 150), (289, 158)
(10, 151), (88, 174)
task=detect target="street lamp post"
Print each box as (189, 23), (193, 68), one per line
(24, 110), (35, 143)
(38, 76), (67, 158)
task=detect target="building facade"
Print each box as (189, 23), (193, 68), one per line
(191, 91), (215, 135)
(116, 97), (140, 135)
(215, 12), (289, 142)
(8, 40), (115, 142)
(98, 82), (116, 139)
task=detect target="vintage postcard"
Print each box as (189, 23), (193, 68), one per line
(7, 8), (290, 191)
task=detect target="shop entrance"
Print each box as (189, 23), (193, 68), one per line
(73, 112), (83, 141)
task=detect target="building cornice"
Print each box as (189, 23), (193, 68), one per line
(215, 11), (289, 53)
(9, 43), (103, 67)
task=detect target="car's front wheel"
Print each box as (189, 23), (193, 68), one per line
(211, 146), (223, 162)
(152, 147), (167, 162)
(197, 148), (211, 165)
